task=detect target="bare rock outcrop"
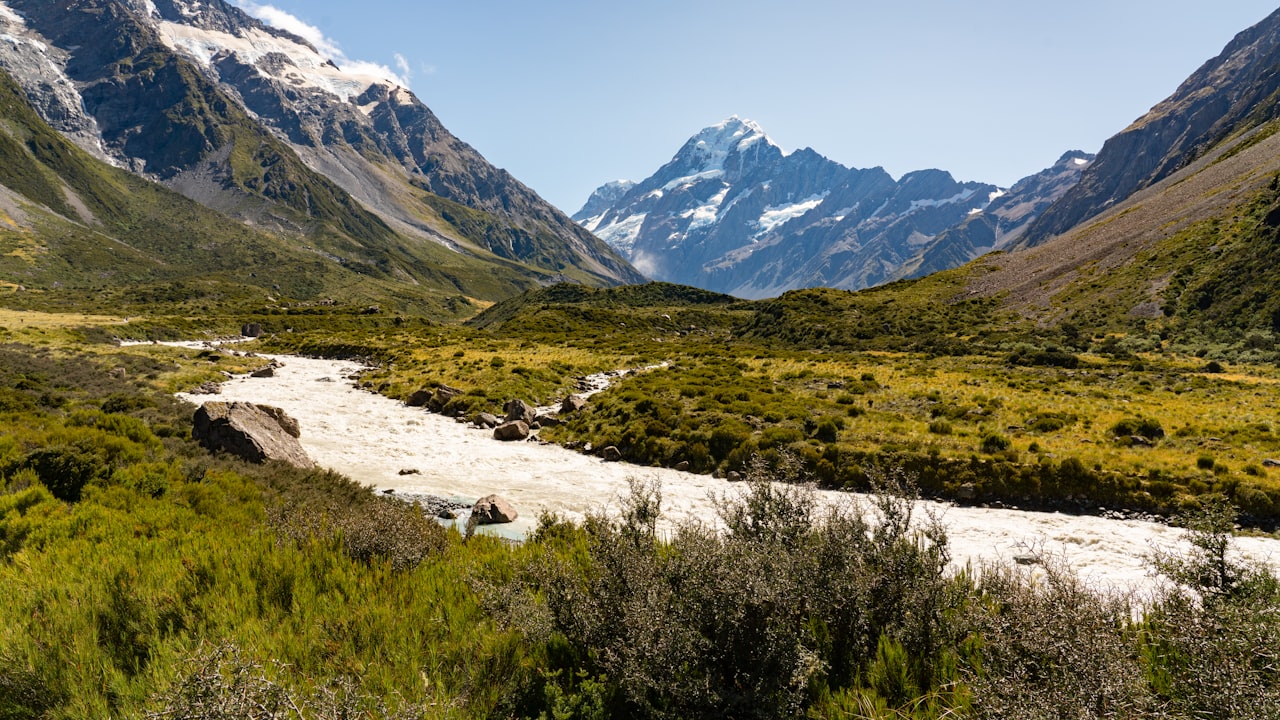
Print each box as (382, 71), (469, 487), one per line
(192, 401), (313, 468)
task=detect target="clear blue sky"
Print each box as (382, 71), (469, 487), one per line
(232, 1), (1279, 214)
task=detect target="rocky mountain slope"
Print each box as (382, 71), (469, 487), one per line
(0, 0), (640, 300)
(576, 117), (1085, 298)
(1018, 7), (1280, 249)
(0, 66), (534, 314)
(896, 151), (1094, 280)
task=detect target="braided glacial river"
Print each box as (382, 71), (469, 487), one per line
(175, 348), (1280, 595)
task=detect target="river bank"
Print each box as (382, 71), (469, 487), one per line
(169, 345), (1280, 593)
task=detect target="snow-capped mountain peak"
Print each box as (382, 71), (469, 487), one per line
(669, 116), (782, 178)
(576, 119), (1095, 298)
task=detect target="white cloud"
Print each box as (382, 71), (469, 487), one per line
(229, 0), (411, 88)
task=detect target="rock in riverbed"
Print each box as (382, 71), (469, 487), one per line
(472, 494), (518, 524)
(494, 421), (530, 441)
(192, 402), (313, 468)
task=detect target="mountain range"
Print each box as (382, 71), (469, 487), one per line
(575, 118), (1093, 298)
(0, 0), (641, 314)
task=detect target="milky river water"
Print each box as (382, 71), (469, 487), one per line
(173, 348), (1280, 595)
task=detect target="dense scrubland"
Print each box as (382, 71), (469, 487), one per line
(2, 264), (1279, 718)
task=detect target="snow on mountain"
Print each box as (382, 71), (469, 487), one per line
(0, 1), (113, 164)
(894, 150), (1096, 282)
(155, 21), (387, 103)
(576, 118), (1017, 297)
(0, 0), (641, 288)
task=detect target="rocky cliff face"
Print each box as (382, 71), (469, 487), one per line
(898, 151), (1094, 280)
(1019, 8), (1280, 248)
(577, 117), (1003, 297)
(0, 0), (640, 288)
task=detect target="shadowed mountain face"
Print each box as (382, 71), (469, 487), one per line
(575, 117), (1089, 299)
(897, 151), (1094, 281)
(0, 0), (641, 292)
(1018, 8), (1280, 249)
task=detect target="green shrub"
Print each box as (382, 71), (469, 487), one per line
(1110, 417), (1165, 441)
(980, 433), (1011, 454)
(21, 445), (105, 502)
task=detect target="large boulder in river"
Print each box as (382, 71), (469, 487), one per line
(494, 421), (530, 441)
(504, 399), (536, 425)
(192, 402), (313, 468)
(472, 494), (518, 524)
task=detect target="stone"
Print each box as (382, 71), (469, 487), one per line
(241, 322), (263, 337)
(190, 381), (222, 395)
(560, 395), (589, 414)
(601, 445), (623, 462)
(192, 402), (312, 468)
(727, 471), (743, 482)
(431, 385), (464, 411)
(494, 421), (530, 441)
(956, 483), (977, 500)
(1013, 554), (1041, 566)
(503, 399), (536, 425)
(398, 468), (421, 476)
(473, 412), (501, 428)
(258, 405), (301, 438)
(406, 388), (434, 407)
(1264, 459), (1280, 468)
(535, 414), (561, 427)
(472, 494), (518, 525)
(675, 461), (691, 472)
(250, 367), (274, 378)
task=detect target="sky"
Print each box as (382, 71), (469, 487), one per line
(230, 1), (1280, 215)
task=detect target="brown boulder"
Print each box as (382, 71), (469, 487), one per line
(192, 402), (312, 468)
(431, 385), (464, 411)
(406, 388), (434, 407)
(601, 445), (623, 462)
(560, 395), (588, 414)
(503, 399), (536, 425)
(472, 494), (518, 525)
(494, 421), (531, 441)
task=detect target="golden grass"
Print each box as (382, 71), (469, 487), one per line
(0, 308), (126, 329)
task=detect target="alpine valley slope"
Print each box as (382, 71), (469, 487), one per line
(966, 6), (1280, 341)
(577, 117), (1091, 298)
(0, 0), (641, 305)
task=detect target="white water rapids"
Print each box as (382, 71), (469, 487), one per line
(170, 347), (1280, 595)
